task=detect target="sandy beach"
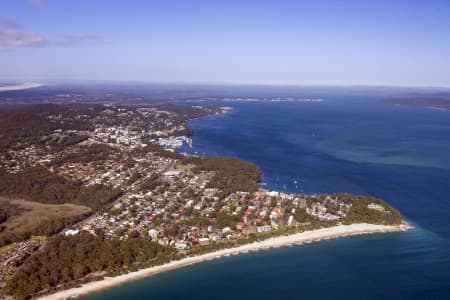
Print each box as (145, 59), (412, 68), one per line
(39, 222), (411, 300)
(0, 83), (43, 92)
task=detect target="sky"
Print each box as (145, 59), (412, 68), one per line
(1, 0), (450, 87)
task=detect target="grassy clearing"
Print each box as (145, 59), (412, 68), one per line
(0, 197), (91, 242)
(175, 164), (195, 171)
(0, 242), (16, 254)
(31, 235), (48, 242)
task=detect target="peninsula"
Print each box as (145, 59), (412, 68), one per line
(0, 102), (409, 299)
(381, 95), (450, 111)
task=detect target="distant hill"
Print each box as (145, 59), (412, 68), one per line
(381, 94), (450, 111)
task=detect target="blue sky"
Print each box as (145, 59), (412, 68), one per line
(1, 0), (450, 87)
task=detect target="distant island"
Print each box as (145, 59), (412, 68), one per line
(0, 102), (409, 300)
(382, 95), (450, 111)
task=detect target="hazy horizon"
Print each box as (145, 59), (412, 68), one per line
(3, 80), (450, 91)
(1, 0), (450, 87)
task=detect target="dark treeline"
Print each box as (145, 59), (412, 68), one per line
(294, 194), (403, 226)
(182, 156), (262, 197)
(137, 143), (184, 160)
(0, 166), (122, 211)
(156, 103), (219, 122)
(0, 208), (7, 224)
(168, 126), (193, 137)
(0, 109), (56, 151)
(0, 208), (7, 232)
(214, 212), (241, 229)
(339, 194), (403, 225)
(0, 214), (91, 247)
(4, 233), (175, 299)
(0, 103), (103, 151)
(52, 143), (115, 166)
(139, 173), (161, 191)
(381, 96), (450, 111)
(47, 134), (89, 151)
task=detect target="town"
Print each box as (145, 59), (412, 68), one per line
(0, 102), (403, 298)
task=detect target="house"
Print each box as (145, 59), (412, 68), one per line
(203, 188), (218, 197)
(209, 233), (222, 242)
(198, 237), (210, 245)
(175, 241), (190, 250)
(257, 225), (272, 233)
(148, 229), (159, 239)
(368, 203), (385, 211)
(163, 170), (183, 178)
(288, 215), (294, 226)
(222, 226), (231, 233)
(270, 220), (279, 229)
(158, 237), (170, 246)
(267, 191), (279, 197)
(236, 222), (245, 230)
(65, 229), (80, 236)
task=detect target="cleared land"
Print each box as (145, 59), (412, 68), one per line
(0, 197), (91, 242)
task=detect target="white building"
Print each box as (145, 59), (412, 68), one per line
(65, 229), (80, 236)
(148, 229), (159, 239)
(257, 225), (272, 233)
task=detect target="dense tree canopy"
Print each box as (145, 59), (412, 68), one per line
(183, 156), (262, 197)
(52, 143), (114, 166)
(339, 194), (403, 225)
(4, 233), (175, 299)
(0, 103), (102, 151)
(0, 208), (7, 224)
(0, 166), (122, 211)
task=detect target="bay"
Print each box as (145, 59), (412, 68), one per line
(84, 92), (450, 300)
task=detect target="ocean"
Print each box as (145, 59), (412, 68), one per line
(83, 91), (450, 299)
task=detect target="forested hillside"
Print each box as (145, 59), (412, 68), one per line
(0, 166), (122, 211)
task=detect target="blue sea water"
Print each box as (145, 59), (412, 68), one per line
(84, 93), (450, 299)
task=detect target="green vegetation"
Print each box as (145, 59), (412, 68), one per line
(156, 103), (219, 121)
(46, 134), (89, 151)
(139, 174), (161, 191)
(183, 156), (262, 197)
(0, 166), (122, 211)
(0, 198), (91, 247)
(0, 167), (121, 246)
(0, 102), (406, 300)
(4, 233), (175, 300)
(294, 208), (317, 223)
(215, 212), (240, 229)
(339, 194), (403, 225)
(0, 103), (103, 152)
(292, 193), (403, 226)
(0, 208), (7, 224)
(136, 143), (184, 159)
(52, 143), (115, 166)
(169, 126), (193, 137)
(175, 164), (196, 171)
(0, 242), (17, 254)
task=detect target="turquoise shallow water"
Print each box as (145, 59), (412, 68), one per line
(84, 94), (450, 300)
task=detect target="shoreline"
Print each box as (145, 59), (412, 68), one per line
(39, 222), (411, 300)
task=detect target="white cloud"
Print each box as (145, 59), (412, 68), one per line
(0, 29), (47, 51)
(0, 19), (23, 29)
(26, 0), (47, 8)
(65, 33), (99, 42)
(54, 33), (101, 46)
